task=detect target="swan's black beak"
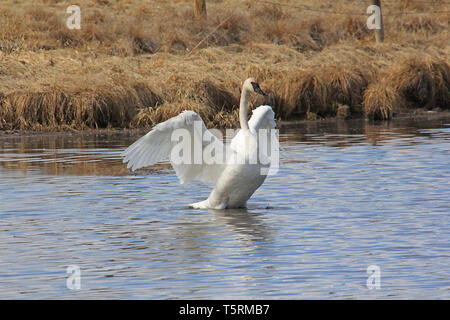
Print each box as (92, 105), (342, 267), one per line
(251, 82), (266, 96)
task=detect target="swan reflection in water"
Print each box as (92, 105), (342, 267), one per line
(208, 207), (273, 244)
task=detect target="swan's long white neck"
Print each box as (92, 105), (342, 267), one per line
(239, 87), (250, 131)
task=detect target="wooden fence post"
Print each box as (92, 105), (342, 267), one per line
(194, 0), (207, 26)
(371, 0), (384, 43)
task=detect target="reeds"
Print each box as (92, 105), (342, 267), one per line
(363, 56), (449, 120)
(0, 0), (448, 130)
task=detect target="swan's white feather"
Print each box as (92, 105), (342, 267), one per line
(248, 105), (276, 132)
(230, 105), (276, 154)
(122, 110), (226, 184)
(121, 78), (277, 209)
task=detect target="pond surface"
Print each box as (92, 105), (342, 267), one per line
(0, 116), (449, 299)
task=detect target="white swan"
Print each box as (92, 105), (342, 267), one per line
(122, 78), (277, 209)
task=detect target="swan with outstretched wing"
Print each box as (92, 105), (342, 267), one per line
(122, 78), (277, 209)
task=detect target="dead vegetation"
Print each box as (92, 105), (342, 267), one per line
(0, 0), (449, 130)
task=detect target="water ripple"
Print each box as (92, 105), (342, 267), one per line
(0, 117), (449, 299)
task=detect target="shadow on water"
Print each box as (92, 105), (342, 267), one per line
(162, 207), (273, 261)
(209, 208), (272, 244)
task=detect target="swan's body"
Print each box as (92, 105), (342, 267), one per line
(122, 78), (276, 209)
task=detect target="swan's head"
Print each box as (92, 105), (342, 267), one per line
(243, 77), (266, 96)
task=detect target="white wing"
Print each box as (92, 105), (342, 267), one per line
(248, 105), (276, 132)
(122, 110), (226, 184)
(230, 105), (276, 153)
(249, 105), (278, 172)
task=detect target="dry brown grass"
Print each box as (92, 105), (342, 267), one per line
(363, 82), (400, 120)
(388, 57), (450, 110)
(0, 0), (449, 130)
(363, 55), (450, 119)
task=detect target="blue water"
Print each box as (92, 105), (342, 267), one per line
(0, 116), (449, 299)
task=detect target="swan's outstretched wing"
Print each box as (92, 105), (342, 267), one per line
(229, 105), (278, 172)
(248, 105), (276, 132)
(122, 110), (226, 184)
(230, 105), (276, 150)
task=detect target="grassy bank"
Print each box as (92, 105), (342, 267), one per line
(0, 0), (449, 130)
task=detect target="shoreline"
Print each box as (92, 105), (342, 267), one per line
(1, 110), (449, 138)
(1, 0), (448, 133)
